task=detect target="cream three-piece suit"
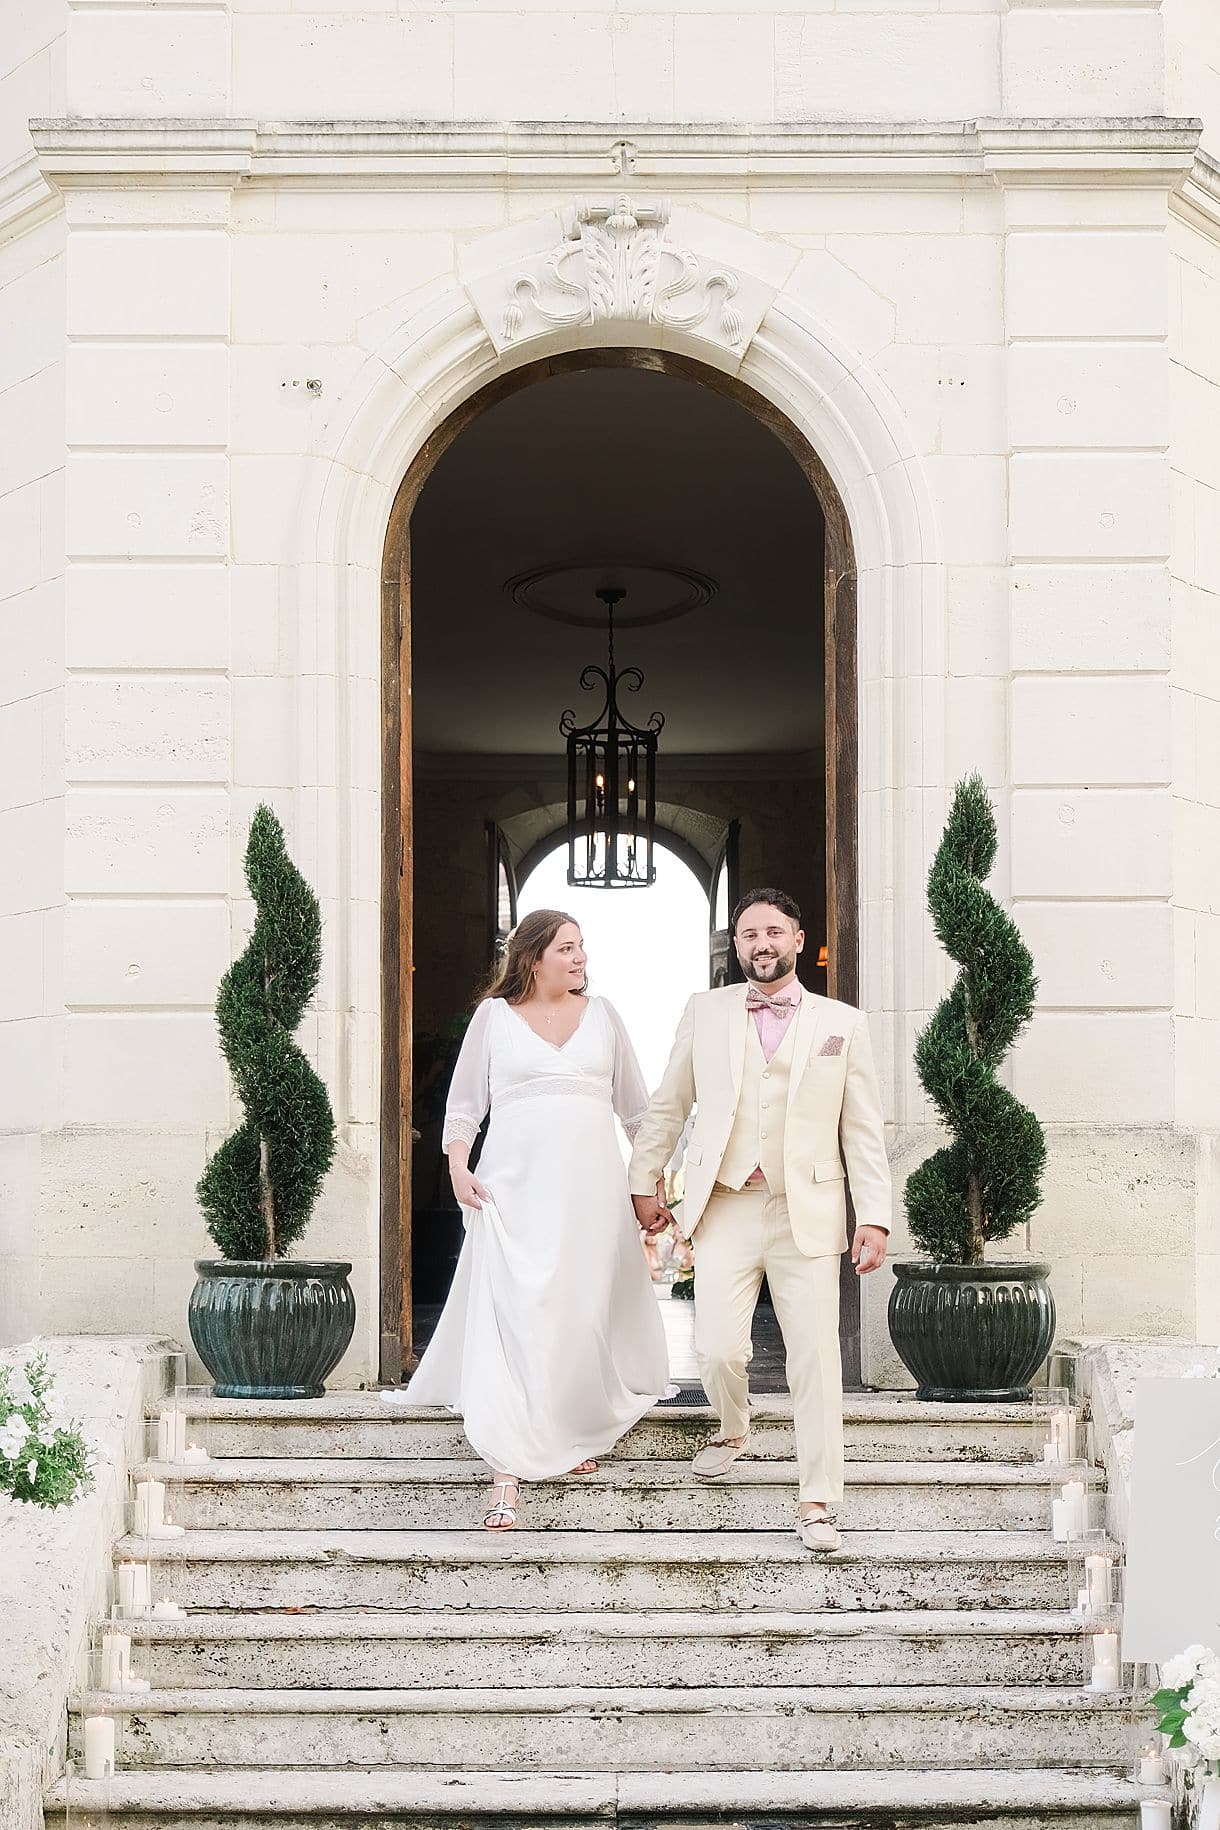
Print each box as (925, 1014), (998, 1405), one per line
(628, 982), (892, 1503)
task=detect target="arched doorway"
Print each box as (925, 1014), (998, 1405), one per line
(380, 349), (859, 1384)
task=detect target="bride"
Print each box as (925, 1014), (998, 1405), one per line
(386, 909), (669, 1530)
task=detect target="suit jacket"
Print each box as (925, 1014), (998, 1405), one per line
(628, 982), (892, 1258)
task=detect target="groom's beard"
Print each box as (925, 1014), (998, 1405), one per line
(740, 945), (797, 985)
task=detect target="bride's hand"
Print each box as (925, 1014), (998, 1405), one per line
(451, 1166), (491, 1209)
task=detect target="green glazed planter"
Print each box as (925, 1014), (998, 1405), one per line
(188, 1260), (356, 1399)
(887, 1261), (1056, 1402)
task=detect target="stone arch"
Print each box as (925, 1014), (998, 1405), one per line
(297, 207), (939, 1378)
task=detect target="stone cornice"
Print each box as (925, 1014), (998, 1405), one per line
(0, 150), (61, 248)
(1171, 148), (1220, 245)
(29, 116), (1203, 194)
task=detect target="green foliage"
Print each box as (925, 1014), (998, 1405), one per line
(198, 804), (336, 1259)
(905, 774), (1047, 1265)
(0, 1352), (93, 1509)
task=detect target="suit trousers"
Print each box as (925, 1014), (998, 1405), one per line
(692, 1184), (844, 1504)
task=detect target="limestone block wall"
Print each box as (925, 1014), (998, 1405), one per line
(1169, 203), (1220, 1338)
(0, 0), (1215, 1378)
(52, 0), (1168, 128)
(0, 184), (65, 1343)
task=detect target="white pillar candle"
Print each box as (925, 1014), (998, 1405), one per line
(156, 1406), (188, 1462)
(1073, 1587), (1090, 1617)
(133, 1479), (164, 1535)
(1084, 1553), (1112, 1611)
(116, 1562), (151, 1616)
(1060, 1477), (1087, 1539)
(100, 1631), (130, 1692)
(1049, 1408), (1077, 1461)
(151, 1598), (187, 1620)
(83, 1714), (115, 1780)
(180, 1443), (209, 1466)
(1138, 1745), (1167, 1786)
(1092, 1629), (1120, 1670)
(1140, 1803), (1172, 1830)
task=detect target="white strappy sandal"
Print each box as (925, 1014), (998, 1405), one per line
(483, 1478), (520, 1532)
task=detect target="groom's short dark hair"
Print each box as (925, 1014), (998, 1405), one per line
(732, 887), (802, 933)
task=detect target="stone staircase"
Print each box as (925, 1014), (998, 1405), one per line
(48, 1395), (1147, 1828)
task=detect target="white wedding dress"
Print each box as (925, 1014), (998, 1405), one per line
(389, 995), (669, 1479)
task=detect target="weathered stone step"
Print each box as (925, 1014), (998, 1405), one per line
(43, 1765), (1151, 1829)
(109, 1609), (1092, 1689)
(73, 1684), (1143, 1772)
(184, 1395), (1037, 1465)
(134, 1458), (1084, 1533)
(114, 1527), (1084, 1613)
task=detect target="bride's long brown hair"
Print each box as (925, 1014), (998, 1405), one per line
(481, 908), (587, 1006)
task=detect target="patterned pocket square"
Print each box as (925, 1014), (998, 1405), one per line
(819, 1034), (845, 1057)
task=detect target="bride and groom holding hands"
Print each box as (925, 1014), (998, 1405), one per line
(395, 887), (892, 1551)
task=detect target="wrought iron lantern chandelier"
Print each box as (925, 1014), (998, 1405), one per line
(560, 587), (664, 889)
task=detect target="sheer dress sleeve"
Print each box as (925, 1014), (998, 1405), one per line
(602, 998), (651, 1141)
(441, 999), (495, 1153)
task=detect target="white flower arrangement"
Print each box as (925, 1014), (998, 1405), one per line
(1155, 1646), (1220, 1768)
(0, 1352), (92, 1509)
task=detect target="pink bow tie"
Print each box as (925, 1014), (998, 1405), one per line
(746, 987), (798, 1013)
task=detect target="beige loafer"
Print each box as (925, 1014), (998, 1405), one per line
(692, 1434), (750, 1479)
(795, 1512), (842, 1554)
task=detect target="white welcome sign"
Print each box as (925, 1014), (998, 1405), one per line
(1124, 1378), (1220, 1664)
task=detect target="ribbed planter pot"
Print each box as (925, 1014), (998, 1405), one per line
(189, 1260), (356, 1399)
(887, 1261), (1056, 1402)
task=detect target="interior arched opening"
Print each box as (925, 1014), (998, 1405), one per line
(381, 350), (859, 1384)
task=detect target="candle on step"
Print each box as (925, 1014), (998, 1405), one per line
(156, 1407), (186, 1462)
(151, 1598), (186, 1620)
(133, 1480), (183, 1539)
(1049, 1407), (1077, 1461)
(116, 1561), (151, 1616)
(100, 1632), (129, 1692)
(180, 1443), (209, 1466)
(1090, 1628), (1121, 1690)
(133, 1479), (163, 1535)
(82, 1714), (115, 1780)
(1139, 1743), (1168, 1785)
(1061, 1477), (1087, 1539)
(1084, 1553), (1113, 1612)
(1140, 1803), (1172, 1829)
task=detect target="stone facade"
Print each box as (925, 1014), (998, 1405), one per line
(1, 1), (1218, 1383)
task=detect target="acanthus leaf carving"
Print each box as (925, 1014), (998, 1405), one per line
(496, 194), (749, 352)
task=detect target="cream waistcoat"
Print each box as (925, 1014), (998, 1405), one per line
(628, 984), (894, 1256)
(717, 1014), (797, 1193)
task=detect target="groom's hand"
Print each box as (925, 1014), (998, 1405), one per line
(633, 1191), (672, 1236)
(852, 1225), (889, 1276)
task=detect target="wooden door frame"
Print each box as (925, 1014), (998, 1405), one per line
(379, 348), (860, 1385)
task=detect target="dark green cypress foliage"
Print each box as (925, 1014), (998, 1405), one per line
(198, 805), (336, 1259)
(905, 774), (1047, 1265)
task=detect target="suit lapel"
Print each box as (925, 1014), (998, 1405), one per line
(727, 983), (749, 1105)
(786, 986), (824, 1113)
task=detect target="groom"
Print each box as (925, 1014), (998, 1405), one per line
(629, 888), (892, 1552)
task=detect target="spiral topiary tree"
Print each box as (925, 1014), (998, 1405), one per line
(198, 804), (336, 1260)
(905, 774), (1047, 1265)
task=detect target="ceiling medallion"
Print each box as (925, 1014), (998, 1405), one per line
(506, 562), (716, 630)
